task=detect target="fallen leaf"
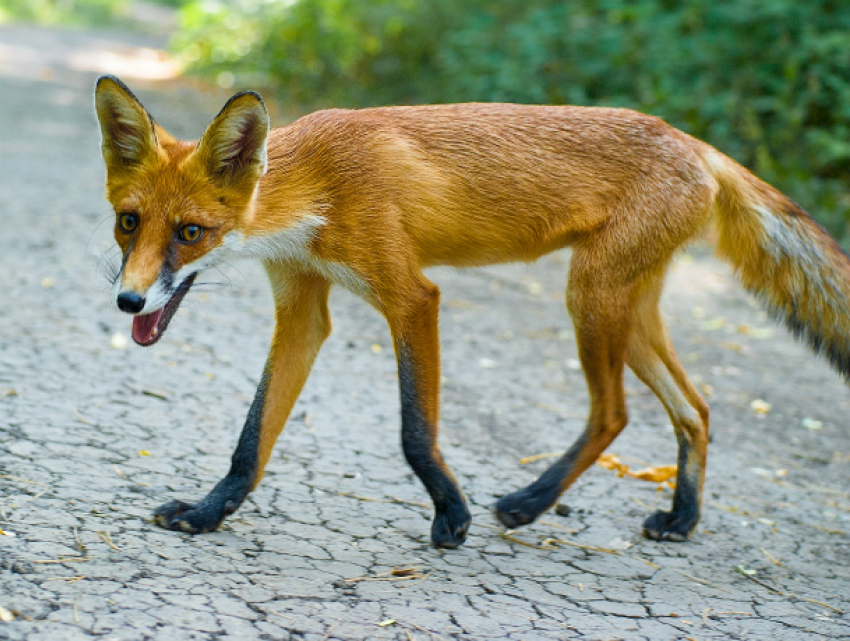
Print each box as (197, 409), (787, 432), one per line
(0, 606), (15, 622)
(597, 453), (677, 484)
(750, 399), (771, 415)
(629, 465), (678, 483)
(378, 619), (396, 627)
(597, 453), (629, 477)
(735, 564), (757, 576)
(138, 450), (150, 457)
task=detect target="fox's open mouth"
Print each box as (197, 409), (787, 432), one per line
(131, 274), (197, 346)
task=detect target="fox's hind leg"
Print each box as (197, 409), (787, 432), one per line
(625, 273), (709, 541)
(495, 249), (633, 527)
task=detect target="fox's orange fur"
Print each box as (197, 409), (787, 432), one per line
(95, 75), (850, 546)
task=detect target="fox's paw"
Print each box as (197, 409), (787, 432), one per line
(431, 501), (471, 549)
(152, 499), (232, 534)
(642, 509), (697, 542)
(494, 487), (552, 529)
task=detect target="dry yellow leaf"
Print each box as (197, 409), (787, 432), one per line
(597, 453), (677, 484)
(750, 399), (771, 415)
(629, 465), (678, 483)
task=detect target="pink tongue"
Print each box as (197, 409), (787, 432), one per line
(132, 309), (164, 345)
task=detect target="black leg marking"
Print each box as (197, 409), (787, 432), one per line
(495, 432), (589, 528)
(398, 345), (470, 548)
(153, 370), (269, 534)
(643, 435), (700, 542)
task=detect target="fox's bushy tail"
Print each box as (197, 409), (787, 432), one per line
(705, 148), (850, 379)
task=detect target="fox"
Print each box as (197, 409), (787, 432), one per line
(95, 74), (850, 548)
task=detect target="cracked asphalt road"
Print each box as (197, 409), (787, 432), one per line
(1, 23), (848, 641)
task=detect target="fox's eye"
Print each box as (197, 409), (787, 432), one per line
(118, 212), (138, 233)
(178, 224), (204, 244)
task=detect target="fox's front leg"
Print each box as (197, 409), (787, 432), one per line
(154, 267), (331, 533)
(387, 277), (471, 548)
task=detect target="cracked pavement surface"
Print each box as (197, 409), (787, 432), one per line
(1, 23), (848, 641)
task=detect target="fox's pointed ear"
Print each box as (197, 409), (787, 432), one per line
(95, 75), (159, 171)
(196, 91), (269, 187)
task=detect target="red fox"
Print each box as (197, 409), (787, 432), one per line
(95, 74), (850, 548)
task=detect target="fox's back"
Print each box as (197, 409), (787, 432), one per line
(266, 103), (715, 266)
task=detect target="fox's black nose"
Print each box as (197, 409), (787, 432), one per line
(117, 291), (145, 314)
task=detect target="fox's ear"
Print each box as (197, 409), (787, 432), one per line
(196, 91), (269, 187)
(95, 75), (159, 171)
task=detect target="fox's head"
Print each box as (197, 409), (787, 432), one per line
(95, 75), (270, 346)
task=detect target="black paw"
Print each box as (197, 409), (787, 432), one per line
(152, 498), (233, 534)
(431, 501), (471, 549)
(642, 509), (697, 542)
(494, 487), (553, 529)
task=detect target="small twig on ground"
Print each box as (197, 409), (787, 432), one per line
(33, 557), (92, 564)
(672, 569), (732, 594)
(760, 548), (783, 567)
(537, 520), (578, 533)
(733, 567), (844, 614)
(44, 576), (88, 584)
(97, 531), (120, 551)
(519, 450), (562, 464)
(343, 567), (430, 585)
(499, 532), (556, 550)
(333, 490), (429, 509)
(0, 475), (48, 488)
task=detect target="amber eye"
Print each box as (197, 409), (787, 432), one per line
(177, 224), (204, 244)
(118, 212), (139, 233)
